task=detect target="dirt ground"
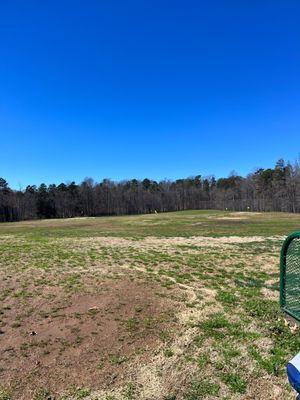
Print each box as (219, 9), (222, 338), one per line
(0, 277), (179, 399)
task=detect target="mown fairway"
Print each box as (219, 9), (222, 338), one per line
(1, 211), (300, 400)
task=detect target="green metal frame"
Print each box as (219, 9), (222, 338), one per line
(280, 231), (300, 322)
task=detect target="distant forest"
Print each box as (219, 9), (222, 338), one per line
(1, 159), (300, 222)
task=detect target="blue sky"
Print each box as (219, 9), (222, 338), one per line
(0, 1), (299, 189)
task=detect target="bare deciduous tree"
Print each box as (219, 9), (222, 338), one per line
(1, 159), (300, 222)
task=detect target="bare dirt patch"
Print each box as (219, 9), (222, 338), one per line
(0, 278), (178, 399)
(70, 235), (270, 252)
(213, 216), (248, 220)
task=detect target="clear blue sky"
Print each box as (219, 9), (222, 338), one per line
(0, 1), (299, 189)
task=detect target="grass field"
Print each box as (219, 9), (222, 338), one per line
(1, 210), (300, 400)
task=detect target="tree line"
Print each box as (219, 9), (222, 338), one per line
(1, 159), (300, 222)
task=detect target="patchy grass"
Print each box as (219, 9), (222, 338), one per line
(0, 211), (298, 399)
(0, 387), (11, 400)
(184, 379), (220, 399)
(0, 210), (300, 238)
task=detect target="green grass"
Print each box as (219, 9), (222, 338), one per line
(1, 210), (300, 238)
(60, 387), (91, 399)
(184, 379), (220, 399)
(0, 387), (10, 400)
(109, 353), (127, 366)
(221, 373), (247, 394)
(33, 388), (52, 400)
(122, 382), (136, 400)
